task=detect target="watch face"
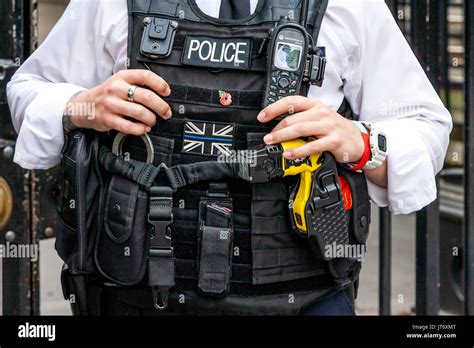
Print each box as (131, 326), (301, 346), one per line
(378, 134), (387, 152)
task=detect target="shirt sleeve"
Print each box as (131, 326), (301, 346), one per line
(340, 0), (453, 214)
(7, 0), (127, 170)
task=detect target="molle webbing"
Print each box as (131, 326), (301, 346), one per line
(166, 84), (264, 110)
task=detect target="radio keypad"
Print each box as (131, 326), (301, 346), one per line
(266, 70), (300, 105)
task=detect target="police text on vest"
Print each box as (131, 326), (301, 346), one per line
(182, 36), (251, 70)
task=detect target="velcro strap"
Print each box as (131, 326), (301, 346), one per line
(175, 259), (252, 284)
(251, 216), (290, 235)
(252, 248), (317, 270)
(166, 84), (263, 109)
(252, 182), (289, 201)
(172, 223), (251, 249)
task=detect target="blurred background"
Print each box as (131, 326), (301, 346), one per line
(0, 0), (471, 315)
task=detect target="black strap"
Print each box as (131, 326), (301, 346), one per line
(312, 0), (328, 38)
(99, 146), (160, 189)
(219, 0), (251, 20)
(127, 0), (135, 68)
(99, 146), (241, 191)
(163, 161), (239, 190)
(147, 186), (175, 310)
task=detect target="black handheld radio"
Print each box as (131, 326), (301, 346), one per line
(262, 0), (326, 108)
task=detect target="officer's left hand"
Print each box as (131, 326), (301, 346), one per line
(257, 96), (365, 164)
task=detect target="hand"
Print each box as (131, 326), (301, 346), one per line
(66, 70), (172, 135)
(257, 96), (365, 163)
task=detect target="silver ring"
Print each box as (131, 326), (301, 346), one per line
(127, 85), (138, 102)
(112, 132), (155, 164)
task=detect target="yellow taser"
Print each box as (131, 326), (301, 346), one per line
(280, 139), (323, 233)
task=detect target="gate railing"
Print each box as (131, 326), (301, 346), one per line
(384, 0), (472, 316)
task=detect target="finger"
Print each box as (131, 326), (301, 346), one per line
(264, 121), (321, 145)
(272, 109), (328, 132)
(133, 86), (172, 119)
(110, 80), (172, 118)
(105, 115), (149, 136)
(257, 96), (317, 123)
(118, 69), (171, 97)
(110, 99), (157, 127)
(283, 138), (333, 160)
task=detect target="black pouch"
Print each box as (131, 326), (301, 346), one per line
(326, 168), (371, 286)
(341, 169), (371, 244)
(197, 196), (233, 297)
(55, 130), (102, 273)
(94, 175), (150, 285)
(94, 134), (175, 285)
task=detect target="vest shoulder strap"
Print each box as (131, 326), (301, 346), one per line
(127, 0), (329, 57)
(309, 0), (328, 43)
(127, 0), (328, 29)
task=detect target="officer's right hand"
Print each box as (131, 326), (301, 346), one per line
(67, 70), (172, 135)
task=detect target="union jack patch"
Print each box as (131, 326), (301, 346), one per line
(182, 120), (234, 156)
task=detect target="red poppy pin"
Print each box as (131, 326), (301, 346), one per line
(219, 90), (232, 106)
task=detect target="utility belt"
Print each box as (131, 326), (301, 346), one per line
(55, 126), (370, 313)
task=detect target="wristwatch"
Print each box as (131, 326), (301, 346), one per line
(62, 114), (78, 134)
(360, 121), (388, 170)
(62, 91), (83, 134)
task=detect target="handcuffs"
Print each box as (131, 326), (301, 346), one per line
(111, 132), (155, 164)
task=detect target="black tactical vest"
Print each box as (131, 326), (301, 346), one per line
(55, 0), (371, 315)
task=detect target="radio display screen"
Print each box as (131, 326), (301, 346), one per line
(274, 42), (303, 71)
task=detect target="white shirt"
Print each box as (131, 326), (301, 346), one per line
(6, 0), (453, 215)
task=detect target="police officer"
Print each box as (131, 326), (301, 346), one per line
(7, 0), (452, 315)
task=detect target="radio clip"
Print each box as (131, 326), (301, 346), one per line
(140, 17), (178, 59)
(306, 47), (326, 87)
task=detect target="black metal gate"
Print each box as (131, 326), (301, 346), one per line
(383, 0), (473, 316)
(0, 0), (472, 316)
(0, 0), (59, 315)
